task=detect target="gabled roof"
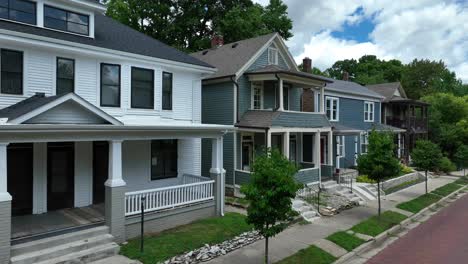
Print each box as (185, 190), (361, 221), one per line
(246, 65), (332, 83)
(0, 93), (122, 125)
(191, 33), (294, 80)
(236, 110), (331, 129)
(0, 15), (213, 69)
(323, 78), (384, 100)
(366, 82), (407, 101)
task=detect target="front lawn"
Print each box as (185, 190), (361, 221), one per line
(326, 231), (365, 251)
(454, 176), (468, 185)
(120, 212), (252, 263)
(276, 245), (337, 264)
(350, 211), (407, 237)
(396, 193), (441, 213)
(431, 183), (463, 196)
(384, 178), (424, 194)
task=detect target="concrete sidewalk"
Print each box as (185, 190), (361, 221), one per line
(206, 176), (455, 264)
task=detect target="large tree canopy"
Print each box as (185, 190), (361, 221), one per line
(104, 0), (292, 52)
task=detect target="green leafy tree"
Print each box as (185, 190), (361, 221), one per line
(411, 140), (443, 194)
(105, 0), (292, 52)
(454, 145), (468, 176)
(297, 63), (330, 77)
(241, 148), (300, 263)
(357, 131), (400, 216)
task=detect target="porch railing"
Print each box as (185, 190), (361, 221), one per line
(125, 179), (215, 216)
(182, 174), (212, 184)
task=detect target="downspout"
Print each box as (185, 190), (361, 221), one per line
(264, 128), (270, 154)
(275, 74), (281, 111)
(230, 76), (240, 123)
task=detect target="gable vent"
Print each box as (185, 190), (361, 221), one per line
(232, 43), (239, 48)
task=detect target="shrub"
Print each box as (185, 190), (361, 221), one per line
(400, 164), (413, 175)
(438, 157), (456, 173)
(356, 175), (376, 184)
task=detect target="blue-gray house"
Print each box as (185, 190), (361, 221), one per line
(192, 33), (336, 192)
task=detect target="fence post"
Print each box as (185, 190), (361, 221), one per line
(140, 196), (146, 253)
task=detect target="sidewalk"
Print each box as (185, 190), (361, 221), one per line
(206, 176), (455, 264)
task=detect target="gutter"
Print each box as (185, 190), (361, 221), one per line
(230, 76), (240, 123)
(275, 74), (281, 111)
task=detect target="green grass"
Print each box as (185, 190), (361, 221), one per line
(350, 211), (407, 237)
(326, 231), (366, 251)
(454, 176), (468, 186)
(431, 183), (463, 196)
(276, 245), (337, 264)
(384, 179), (424, 194)
(120, 213), (252, 263)
(396, 193), (441, 213)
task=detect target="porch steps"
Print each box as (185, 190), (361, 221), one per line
(335, 188), (365, 205)
(292, 199), (320, 222)
(10, 226), (119, 264)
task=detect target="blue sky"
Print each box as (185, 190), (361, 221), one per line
(330, 8), (374, 42)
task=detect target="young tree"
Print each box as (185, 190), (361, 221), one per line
(411, 140), (443, 194)
(241, 148), (300, 264)
(454, 145), (468, 177)
(357, 131), (400, 216)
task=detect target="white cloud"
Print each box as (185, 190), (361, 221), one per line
(254, 0), (468, 82)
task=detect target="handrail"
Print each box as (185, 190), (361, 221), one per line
(126, 180), (214, 196)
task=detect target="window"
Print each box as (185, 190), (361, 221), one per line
(131, 67), (154, 109)
(252, 82), (263, 109)
(0, 0), (36, 25)
(44, 5), (89, 35)
(361, 132), (369, 153)
(302, 134), (313, 163)
(268, 47), (278, 65)
(326, 96), (339, 121)
(336, 136), (345, 157)
(56, 57), (74, 95)
(289, 135), (297, 162)
(1, 49), (23, 95)
(283, 85), (289, 110)
(162, 72), (172, 110)
(241, 135), (254, 171)
(151, 140), (178, 180)
(100, 63), (120, 107)
(364, 101), (375, 122)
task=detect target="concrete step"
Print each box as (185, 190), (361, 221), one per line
(10, 234), (114, 264)
(11, 226), (110, 257)
(352, 185), (376, 201)
(34, 243), (120, 264)
(89, 255), (142, 264)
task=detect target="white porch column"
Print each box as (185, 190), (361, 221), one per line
(278, 78), (284, 111)
(210, 137), (225, 216)
(105, 140), (126, 243)
(397, 133), (402, 159)
(314, 132), (322, 182)
(266, 130), (272, 149)
(328, 130), (333, 165)
(320, 86), (325, 113)
(0, 142), (11, 263)
(283, 131), (290, 159)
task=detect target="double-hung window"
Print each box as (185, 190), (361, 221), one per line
(252, 82), (263, 110)
(326, 96), (339, 121)
(268, 47), (278, 65)
(44, 5), (89, 35)
(100, 63), (120, 107)
(364, 101), (374, 122)
(336, 136), (345, 157)
(241, 135), (254, 171)
(151, 140), (178, 180)
(56, 57), (74, 95)
(1, 49), (23, 94)
(162, 72), (173, 110)
(0, 0), (36, 25)
(361, 132), (369, 153)
(131, 67), (154, 109)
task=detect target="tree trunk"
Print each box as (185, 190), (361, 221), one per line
(425, 170), (428, 194)
(265, 236), (269, 264)
(377, 180), (381, 217)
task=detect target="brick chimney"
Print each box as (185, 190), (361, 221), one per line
(211, 35), (224, 48)
(302, 57), (312, 73)
(342, 71), (349, 81)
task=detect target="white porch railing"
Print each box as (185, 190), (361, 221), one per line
(125, 178), (215, 216)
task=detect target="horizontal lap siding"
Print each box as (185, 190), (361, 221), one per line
(337, 97), (381, 130)
(235, 170), (251, 185)
(294, 169), (319, 184)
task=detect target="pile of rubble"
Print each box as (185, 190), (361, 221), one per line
(160, 230), (262, 264)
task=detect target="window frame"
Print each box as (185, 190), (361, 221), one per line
(267, 47), (278, 65)
(100, 63), (121, 107)
(251, 81), (264, 110)
(162, 71), (173, 111)
(0, 48), (24, 95)
(325, 96), (339, 121)
(240, 134), (254, 172)
(360, 132), (369, 154)
(56, 57), (75, 95)
(336, 135), (345, 157)
(364, 101), (375, 122)
(0, 0), (37, 25)
(131, 66), (155, 109)
(150, 139), (178, 181)
(44, 4), (90, 36)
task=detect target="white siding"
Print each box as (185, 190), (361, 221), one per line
(75, 58), (98, 105)
(74, 142), (93, 207)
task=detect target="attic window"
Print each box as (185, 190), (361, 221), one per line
(231, 43), (239, 48)
(268, 47), (278, 65)
(202, 50), (209, 55)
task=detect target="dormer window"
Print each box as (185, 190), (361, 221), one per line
(44, 5), (89, 36)
(0, 0), (36, 25)
(268, 47), (278, 65)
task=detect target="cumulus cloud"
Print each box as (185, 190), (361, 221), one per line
(254, 0), (468, 82)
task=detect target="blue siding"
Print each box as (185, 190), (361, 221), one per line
(238, 75), (251, 116)
(202, 82), (234, 125)
(202, 133), (235, 185)
(331, 97), (381, 130)
(247, 43), (290, 72)
(289, 85), (302, 111)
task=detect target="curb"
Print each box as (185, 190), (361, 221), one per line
(332, 184), (466, 264)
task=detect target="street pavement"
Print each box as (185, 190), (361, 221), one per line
(367, 189), (468, 264)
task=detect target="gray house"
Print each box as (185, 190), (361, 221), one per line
(192, 33), (335, 194)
